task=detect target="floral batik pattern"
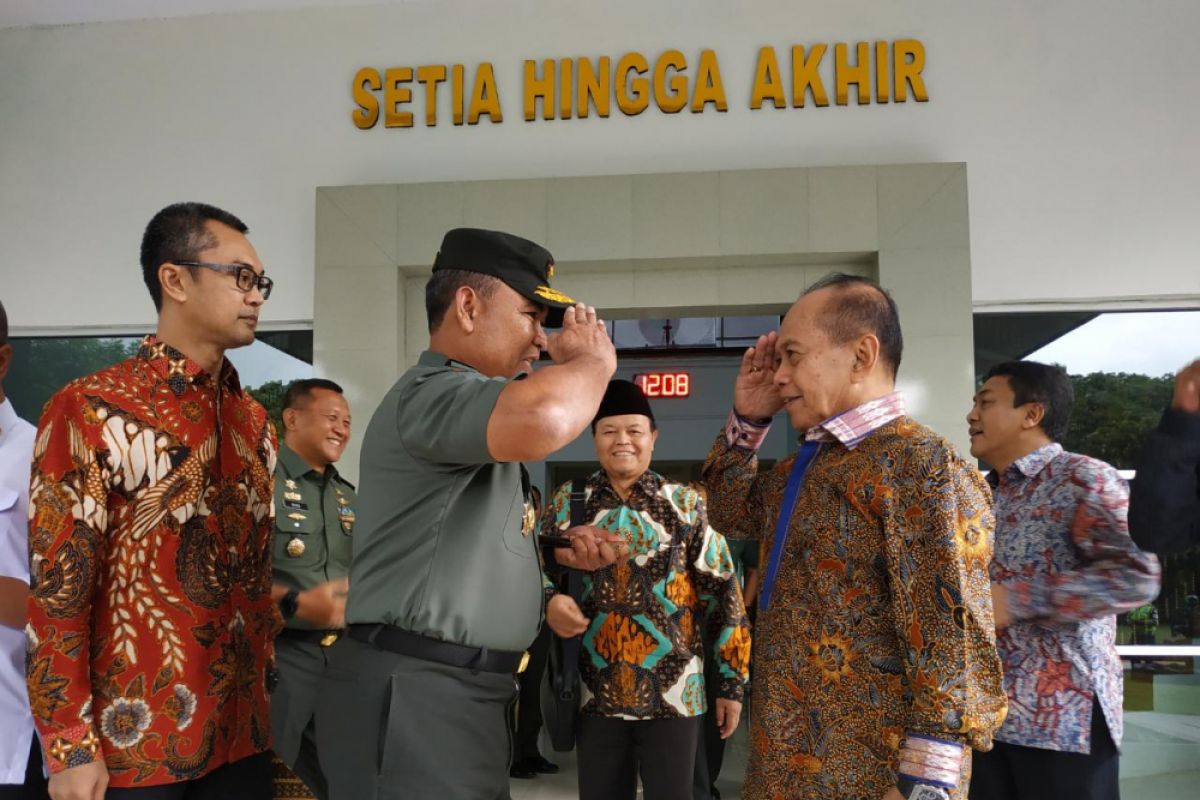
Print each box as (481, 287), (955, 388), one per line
(989, 443), (1159, 753)
(542, 470), (750, 720)
(703, 416), (1007, 800)
(27, 336), (278, 788)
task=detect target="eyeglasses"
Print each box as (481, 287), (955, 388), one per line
(175, 261), (274, 301)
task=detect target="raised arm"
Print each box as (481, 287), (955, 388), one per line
(1128, 361), (1200, 556)
(488, 305), (616, 463)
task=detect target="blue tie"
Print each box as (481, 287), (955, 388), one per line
(759, 440), (822, 612)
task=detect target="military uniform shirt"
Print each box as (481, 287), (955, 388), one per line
(272, 442), (356, 630)
(346, 350), (543, 653)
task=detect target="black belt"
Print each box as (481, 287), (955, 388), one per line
(278, 628), (343, 647)
(348, 624), (529, 675)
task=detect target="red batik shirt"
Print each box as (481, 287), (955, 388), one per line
(26, 336), (279, 787)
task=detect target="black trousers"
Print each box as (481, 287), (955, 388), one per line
(0, 734), (49, 800)
(577, 715), (702, 800)
(104, 752), (272, 799)
(969, 700), (1119, 800)
(510, 623), (552, 761)
(692, 652), (725, 800)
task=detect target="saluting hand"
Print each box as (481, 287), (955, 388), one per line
(553, 525), (627, 572)
(546, 304), (616, 373)
(546, 594), (590, 638)
(733, 332), (783, 420)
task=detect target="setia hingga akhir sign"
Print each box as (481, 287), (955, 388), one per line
(350, 40), (929, 129)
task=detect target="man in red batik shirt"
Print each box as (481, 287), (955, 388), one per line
(27, 203), (279, 800)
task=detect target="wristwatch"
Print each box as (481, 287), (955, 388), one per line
(279, 588), (300, 620)
(897, 779), (950, 800)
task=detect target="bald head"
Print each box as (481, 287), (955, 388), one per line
(801, 273), (903, 379)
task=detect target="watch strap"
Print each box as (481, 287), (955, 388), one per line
(280, 588), (300, 620)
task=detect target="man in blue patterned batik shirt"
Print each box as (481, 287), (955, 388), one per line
(965, 360), (1161, 800)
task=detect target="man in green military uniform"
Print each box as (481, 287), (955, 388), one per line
(315, 228), (624, 800)
(269, 379), (356, 800)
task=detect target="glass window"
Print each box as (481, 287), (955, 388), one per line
(607, 315), (780, 352)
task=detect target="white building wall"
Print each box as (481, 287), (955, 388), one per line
(1, 0), (1198, 332)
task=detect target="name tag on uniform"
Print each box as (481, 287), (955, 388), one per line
(283, 499), (309, 511)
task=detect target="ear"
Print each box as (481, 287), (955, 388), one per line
(850, 334), (881, 382)
(159, 263), (191, 305)
(650, 428), (659, 447)
(0, 343), (12, 383)
(282, 407), (299, 432)
(1023, 402), (1046, 430)
(454, 285), (481, 334)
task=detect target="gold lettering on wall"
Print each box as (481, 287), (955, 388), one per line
(351, 40), (927, 130)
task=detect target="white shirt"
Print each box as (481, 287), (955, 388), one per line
(0, 398), (36, 784)
(0, 398), (35, 505)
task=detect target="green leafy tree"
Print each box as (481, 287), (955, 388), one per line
(1064, 372), (1174, 469)
(9, 337), (142, 420)
(246, 379), (287, 435)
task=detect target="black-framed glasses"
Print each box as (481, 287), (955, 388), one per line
(175, 261), (274, 301)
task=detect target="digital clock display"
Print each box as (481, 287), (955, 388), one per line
(633, 371), (691, 398)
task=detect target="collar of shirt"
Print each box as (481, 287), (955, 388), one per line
(419, 349), (480, 373)
(588, 467), (663, 508)
(136, 335), (242, 396)
(277, 441), (339, 483)
(419, 349), (529, 382)
(990, 441), (1063, 488)
(804, 391), (907, 450)
(0, 397), (17, 439)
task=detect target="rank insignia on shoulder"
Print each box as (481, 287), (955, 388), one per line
(522, 503), (536, 537)
(286, 537), (306, 557)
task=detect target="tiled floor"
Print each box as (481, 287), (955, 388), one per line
(509, 724), (750, 799)
(508, 708), (1200, 799)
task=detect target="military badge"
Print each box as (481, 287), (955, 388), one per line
(533, 285), (575, 305)
(286, 537), (306, 557)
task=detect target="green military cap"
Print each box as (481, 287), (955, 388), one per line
(433, 227), (576, 327)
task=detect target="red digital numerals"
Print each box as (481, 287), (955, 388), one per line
(633, 372), (691, 398)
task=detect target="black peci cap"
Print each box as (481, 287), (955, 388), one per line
(433, 227), (576, 327)
(592, 379), (656, 431)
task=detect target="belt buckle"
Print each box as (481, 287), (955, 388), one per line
(319, 632), (339, 647)
(517, 650), (530, 674)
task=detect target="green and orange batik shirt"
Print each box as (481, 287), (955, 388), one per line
(542, 469), (750, 720)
